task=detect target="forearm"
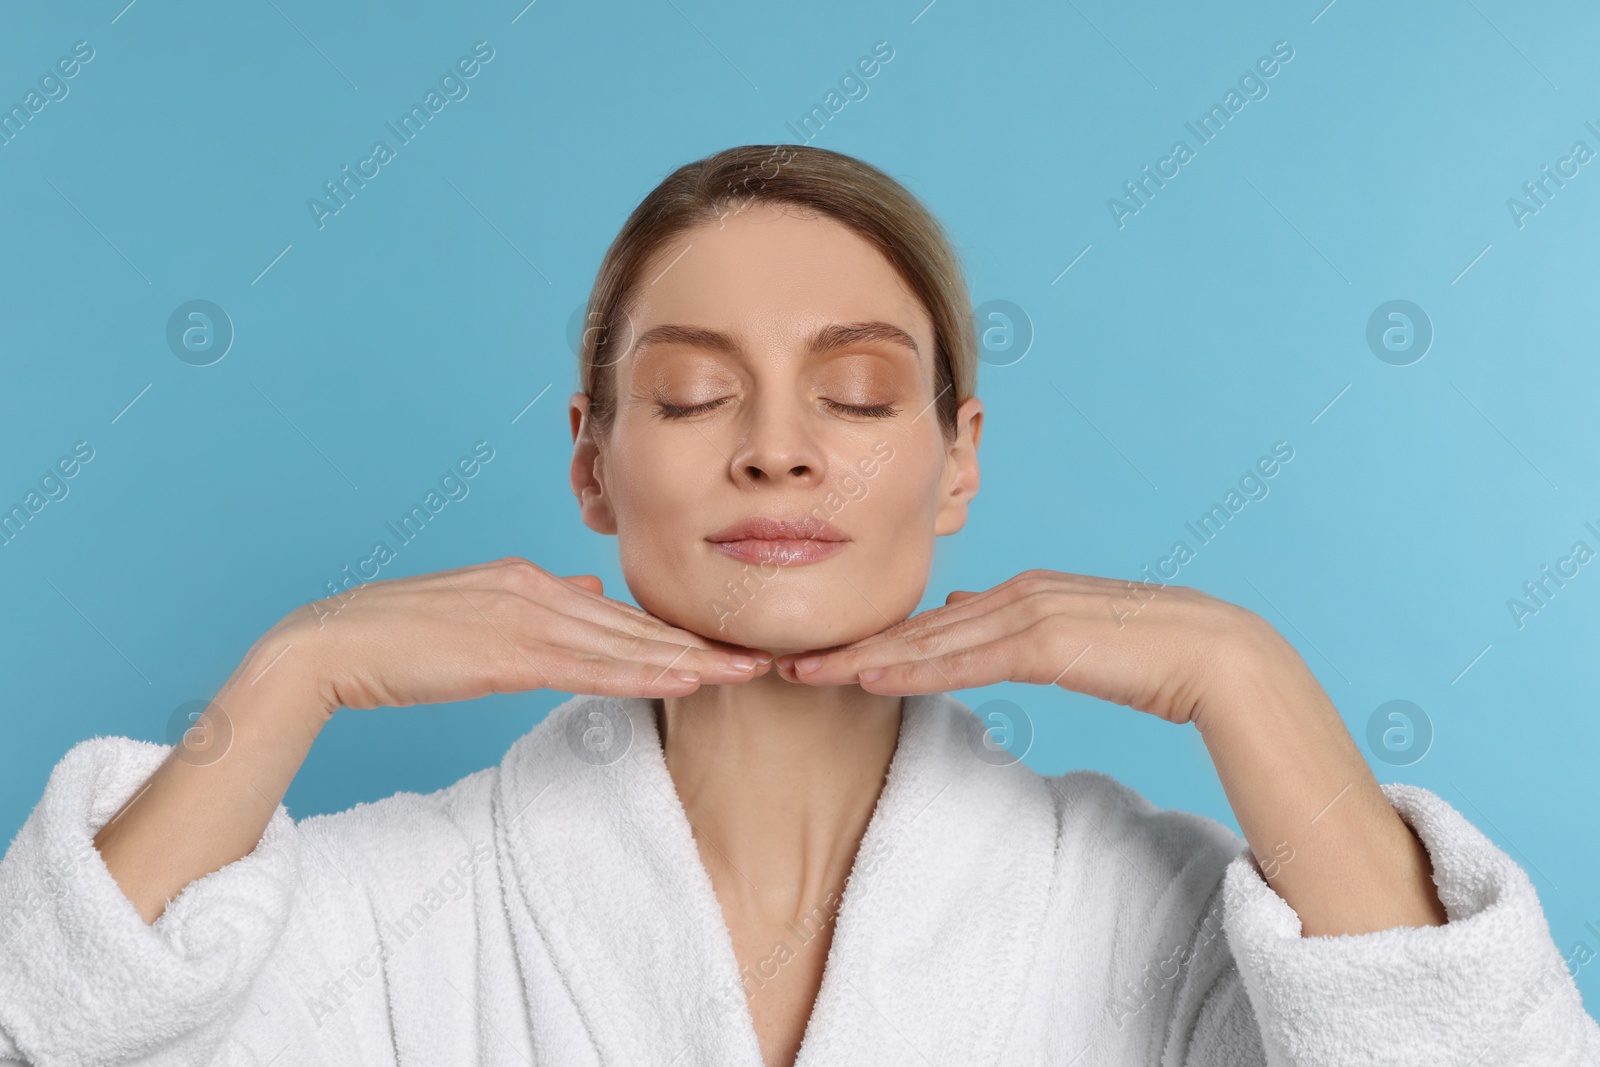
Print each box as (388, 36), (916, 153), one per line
(92, 635), (329, 925)
(1196, 620), (1448, 937)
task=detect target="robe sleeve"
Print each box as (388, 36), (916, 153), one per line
(1170, 782), (1600, 1066)
(0, 735), (395, 1067)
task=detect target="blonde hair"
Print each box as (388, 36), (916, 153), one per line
(578, 144), (976, 440)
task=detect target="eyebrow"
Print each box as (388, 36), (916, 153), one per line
(627, 320), (922, 364)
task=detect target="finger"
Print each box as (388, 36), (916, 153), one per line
(945, 589), (979, 605)
(829, 583), (1024, 654)
(522, 604), (772, 680)
(772, 607), (953, 674)
(779, 589), (1016, 674)
(785, 610), (1028, 686)
(849, 634), (1034, 695)
(480, 563), (769, 660)
(556, 614), (774, 681)
(560, 574), (604, 595)
(817, 573), (1102, 662)
(592, 600), (774, 661)
(338, 554), (527, 596)
(434, 580), (770, 683)
(543, 578), (766, 655)
(513, 649), (714, 699)
(479, 621), (773, 698)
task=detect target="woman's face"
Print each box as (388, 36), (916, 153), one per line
(569, 202), (982, 655)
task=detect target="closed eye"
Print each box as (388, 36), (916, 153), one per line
(654, 397), (901, 419)
(824, 399), (900, 418)
(653, 397), (731, 419)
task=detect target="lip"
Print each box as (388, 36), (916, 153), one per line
(706, 515), (849, 567)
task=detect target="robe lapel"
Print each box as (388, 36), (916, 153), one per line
(495, 693), (762, 1066)
(792, 692), (1060, 1065)
(494, 691), (1058, 1067)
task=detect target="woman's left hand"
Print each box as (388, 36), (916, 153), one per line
(777, 566), (1453, 938)
(774, 568), (1267, 728)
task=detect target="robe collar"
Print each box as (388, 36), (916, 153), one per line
(493, 691), (1060, 1065)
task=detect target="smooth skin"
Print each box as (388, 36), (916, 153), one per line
(92, 561), (774, 926)
(93, 201), (1445, 1067)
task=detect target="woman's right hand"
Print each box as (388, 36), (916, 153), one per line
(93, 555), (758, 925)
(268, 556), (772, 719)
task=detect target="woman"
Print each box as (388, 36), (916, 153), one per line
(0, 144), (1594, 1067)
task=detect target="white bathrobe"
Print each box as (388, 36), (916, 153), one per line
(0, 691), (1595, 1066)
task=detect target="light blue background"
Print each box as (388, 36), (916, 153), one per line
(3, 0), (1597, 1010)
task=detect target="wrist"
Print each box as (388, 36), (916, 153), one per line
(1192, 606), (1308, 735)
(222, 626), (339, 737)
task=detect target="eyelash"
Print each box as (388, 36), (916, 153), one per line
(652, 398), (901, 419)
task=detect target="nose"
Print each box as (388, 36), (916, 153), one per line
(727, 395), (825, 488)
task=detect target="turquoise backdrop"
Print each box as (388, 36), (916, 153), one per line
(3, 0), (1597, 1008)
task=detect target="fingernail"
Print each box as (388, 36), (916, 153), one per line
(671, 669), (700, 683)
(727, 655), (758, 671)
(858, 667), (885, 683)
(795, 655), (823, 675)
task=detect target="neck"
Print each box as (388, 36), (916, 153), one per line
(657, 672), (903, 924)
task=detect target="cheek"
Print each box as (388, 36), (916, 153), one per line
(863, 462), (939, 533)
(608, 448), (683, 528)
(600, 422), (951, 645)
(839, 444), (944, 599)
(603, 435), (711, 602)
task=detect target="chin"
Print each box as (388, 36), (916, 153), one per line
(631, 572), (903, 655)
(702, 610), (875, 657)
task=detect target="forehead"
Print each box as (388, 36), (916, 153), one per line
(625, 203), (935, 359)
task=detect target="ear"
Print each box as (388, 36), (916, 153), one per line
(569, 391), (618, 535)
(934, 395), (983, 536)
